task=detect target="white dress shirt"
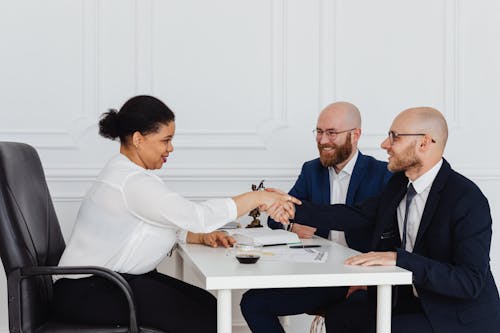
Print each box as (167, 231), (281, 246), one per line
(397, 159), (443, 253)
(58, 154), (237, 276)
(328, 150), (359, 246)
(397, 159), (442, 296)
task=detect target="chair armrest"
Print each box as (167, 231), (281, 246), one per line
(15, 265), (140, 333)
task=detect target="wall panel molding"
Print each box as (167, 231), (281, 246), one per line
(318, 0), (337, 109)
(318, 0), (461, 148)
(146, 0), (289, 149)
(135, 0), (153, 93)
(46, 166), (500, 203)
(0, 0), (100, 149)
(444, 0), (460, 128)
(44, 165), (500, 179)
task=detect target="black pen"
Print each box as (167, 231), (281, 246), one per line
(289, 245), (322, 249)
(263, 243), (287, 247)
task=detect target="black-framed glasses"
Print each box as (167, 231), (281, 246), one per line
(313, 128), (356, 140)
(388, 131), (436, 145)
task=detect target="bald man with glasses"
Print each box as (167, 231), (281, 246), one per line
(241, 102), (391, 333)
(281, 107), (500, 333)
(268, 101), (391, 250)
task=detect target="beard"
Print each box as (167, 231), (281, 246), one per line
(387, 143), (422, 173)
(318, 134), (353, 168)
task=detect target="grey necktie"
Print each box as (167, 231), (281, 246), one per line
(401, 183), (417, 250)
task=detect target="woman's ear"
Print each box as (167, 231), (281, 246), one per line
(132, 131), (142, 148)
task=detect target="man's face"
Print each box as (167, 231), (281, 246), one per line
(381, 120), (422, 173)
(316, 128), (353, 168)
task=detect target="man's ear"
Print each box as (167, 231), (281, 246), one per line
(351, 128), (362, 143)
(419, 135), (432, 151)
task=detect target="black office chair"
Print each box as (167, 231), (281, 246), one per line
(0, 142), (165, 333)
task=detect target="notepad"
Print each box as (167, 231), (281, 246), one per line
(227, 228), (300, 246)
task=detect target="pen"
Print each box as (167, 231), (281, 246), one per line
(289, 245), (322, 249)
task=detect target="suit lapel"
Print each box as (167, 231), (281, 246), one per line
(372, 173), (408, 249)
(346, 152), (367, 205)
(320, 165), (331, 204)
(414, 160), (451, 250)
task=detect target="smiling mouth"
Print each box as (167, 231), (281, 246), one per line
(320, 147), (335, 153)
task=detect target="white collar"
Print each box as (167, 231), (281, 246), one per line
(409, 159), (443, 194)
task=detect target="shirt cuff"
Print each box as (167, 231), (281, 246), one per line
(226, 198), (238, 220)
(177, 229), (188, 244)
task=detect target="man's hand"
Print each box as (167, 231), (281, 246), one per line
(290, 223), (316, 239)
(259, 188), (300, 224)
(344, 251), (397, 266)
(264, 200), (296, 224)
(201, 231), (236, 248)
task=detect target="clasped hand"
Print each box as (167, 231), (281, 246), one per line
(258, 188), (301, 225)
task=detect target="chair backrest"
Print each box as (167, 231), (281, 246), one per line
(0, 142), (66, 332)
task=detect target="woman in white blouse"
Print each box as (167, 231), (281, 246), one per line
(52, 95), (298, 333)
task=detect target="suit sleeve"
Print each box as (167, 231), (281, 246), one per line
(267, 163), (310, 230)
(294, 195), (379, 232)
(396, 191), (493, 300)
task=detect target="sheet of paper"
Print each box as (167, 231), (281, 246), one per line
(259, 247), (328, 263)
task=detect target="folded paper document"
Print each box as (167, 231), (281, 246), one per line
(260, 247), (328, 263)
(227, 228), (300, 246)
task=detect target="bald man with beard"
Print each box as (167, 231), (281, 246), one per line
(268, 102), (391, 250)
(242, 102), (391, 333)
(287, 107), (500, 333)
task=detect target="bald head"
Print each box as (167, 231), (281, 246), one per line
(382, 107), (448, 180)
(395, 107), (448, 151)
(319, 101), (361, 129)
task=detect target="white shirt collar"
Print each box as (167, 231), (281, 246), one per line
(409, 159), (443, 194)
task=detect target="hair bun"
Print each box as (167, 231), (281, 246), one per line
(98, 109), (120, 140)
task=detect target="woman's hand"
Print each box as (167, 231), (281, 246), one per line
(199, 231), (236, 248)
(186, 231), (235, 247)
(232, 188), (301, 222)
(260, 189), (301, 225)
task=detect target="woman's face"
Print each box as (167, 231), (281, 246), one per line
(134, 121), (175, 170)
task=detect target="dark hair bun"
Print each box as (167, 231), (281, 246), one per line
(99, 95), (175, 143)
(99, 109), (120, 140)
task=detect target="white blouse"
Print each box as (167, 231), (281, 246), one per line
(58, 154), (237, 276)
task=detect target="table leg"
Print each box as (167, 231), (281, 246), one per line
(217, 289), (232, 333)
(376, 284), (391, 333)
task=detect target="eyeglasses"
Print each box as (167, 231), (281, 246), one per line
(387, 131), (436, 145)
(313, 128), (355, 140)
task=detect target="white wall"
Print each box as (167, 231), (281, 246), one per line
(1, 0), (500, 332)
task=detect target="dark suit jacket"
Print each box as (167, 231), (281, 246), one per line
(295, 159), (500, 332)
(268, 151), (391, 251)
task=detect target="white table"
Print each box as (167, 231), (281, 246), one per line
(177, 238), (411, 333)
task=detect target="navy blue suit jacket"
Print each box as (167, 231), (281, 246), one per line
(295, 159), (500, 332)
(268, 151), (391, 251)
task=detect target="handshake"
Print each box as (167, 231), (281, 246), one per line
(257, 188), (302, 225)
